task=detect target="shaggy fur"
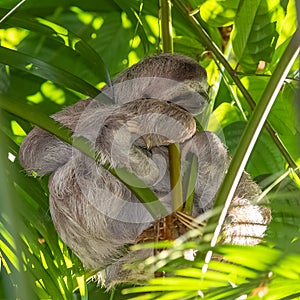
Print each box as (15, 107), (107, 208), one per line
(19, 53), (271, 287)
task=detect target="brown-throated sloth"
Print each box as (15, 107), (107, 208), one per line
(19, 53), (271, 287)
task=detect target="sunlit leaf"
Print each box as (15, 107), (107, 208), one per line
(0, 46), (100, 97)
(0, 1), (299, 299)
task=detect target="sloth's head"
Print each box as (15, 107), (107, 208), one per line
(101, 53), (209, 116)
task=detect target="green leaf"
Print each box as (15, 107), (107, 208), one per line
(1, 1), (299, 299)
(223, 121), (285, 177)
(238, 76), (300, 160)
(0, 46), (100, 97)
(200, 0), (239, 27)
(113, 0), (150, 53)
(173, 36), (205, 58)
(208, 102), (244, 134)
(0, 11), (110, 84)
(232, 0), (282, 71)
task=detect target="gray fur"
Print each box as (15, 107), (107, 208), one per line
(19, 53), (271, 287)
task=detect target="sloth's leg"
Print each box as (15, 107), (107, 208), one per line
(19, 127), (72, 176)
(181, 131), (271, 244)
(19, 99), (92, 176)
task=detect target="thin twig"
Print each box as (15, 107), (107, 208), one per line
(0, 0), (26, 23)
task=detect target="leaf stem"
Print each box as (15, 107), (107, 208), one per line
(160, 0), (174, 53)
(168, 143), (183, 211)
(160, 0), (184, 211)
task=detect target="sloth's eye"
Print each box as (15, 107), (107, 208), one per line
(140, 146), (152, 157)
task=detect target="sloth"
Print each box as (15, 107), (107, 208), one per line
(19, 53), (271, 287)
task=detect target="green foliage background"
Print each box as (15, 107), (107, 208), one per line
(0, 0), (299, 299)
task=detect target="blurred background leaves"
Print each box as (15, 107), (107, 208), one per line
(0, 0), (299, 299)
